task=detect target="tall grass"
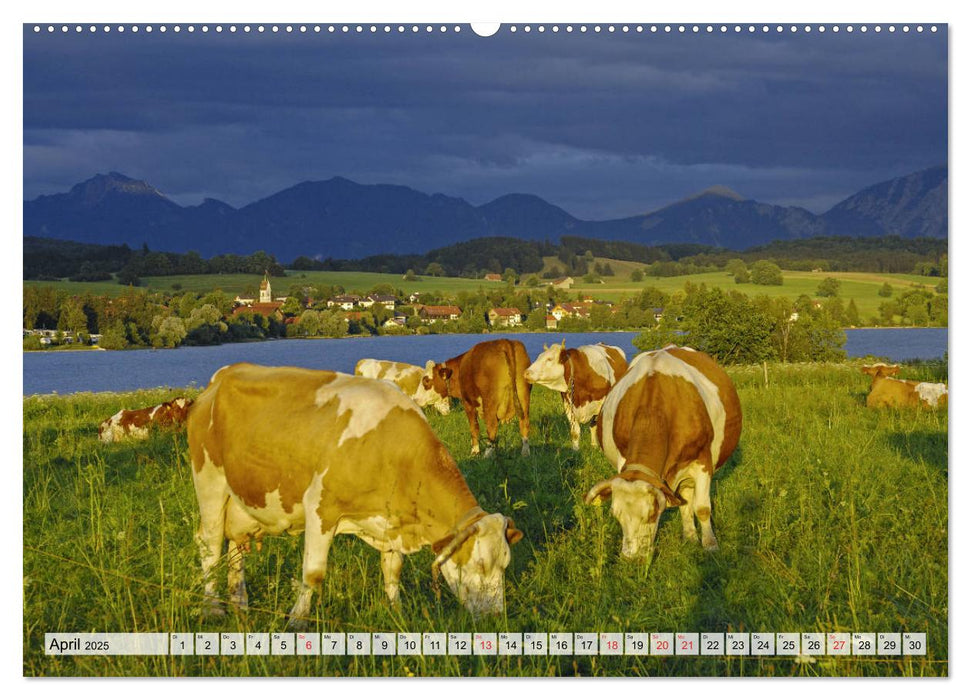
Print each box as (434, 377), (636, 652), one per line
(23, 363), (947, 676)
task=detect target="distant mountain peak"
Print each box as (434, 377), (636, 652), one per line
(69, 171), (168, 205)
(690, 185), (745, 202)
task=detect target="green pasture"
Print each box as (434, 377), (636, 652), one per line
(22, 360), (947, 676)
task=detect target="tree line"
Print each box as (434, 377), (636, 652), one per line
(25, 233), (947, 283)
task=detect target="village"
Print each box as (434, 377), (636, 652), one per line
(23, 271), (668, 349)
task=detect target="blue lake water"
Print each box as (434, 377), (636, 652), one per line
(22, 328), (947, 396)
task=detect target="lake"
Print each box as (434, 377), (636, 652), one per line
(22, 328), (948, 396)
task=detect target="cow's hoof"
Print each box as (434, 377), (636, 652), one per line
(201, 601), (227, 619)
(682, 530), (699, 543)
(703, 538), (719, 552)
(483, 446), (495, 458)
(285, 616), (311, 632)
(570, 443), (580, 452)
(521, 444), (530, 457)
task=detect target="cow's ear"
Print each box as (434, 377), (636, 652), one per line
(542, 343), (548, 351)
(584, 478), (614, 505)
(439, 367), (453, 380)
(660, 483), (687, 507)
(425, 359), (436, 372)
(504, 518), (524, 545)
(887, 365), (901, 376)
(860, 366), (873, 375)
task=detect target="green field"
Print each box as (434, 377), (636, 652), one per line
(24, 264), (941, 322)
(23, 361), (947, 676)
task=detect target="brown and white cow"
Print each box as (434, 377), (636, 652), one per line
(187, 363), (522, 628)
(861, 363), (948, 409)
(524, 341), (628, 450)
(421, 339), (532, 457)
(354, 358), (451, 414)
(98, 397), (193, 443)
(585, 346), (742, 561)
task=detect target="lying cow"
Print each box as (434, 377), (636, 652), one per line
(354, 358), (450, 414)
(98, 397), (193, 443)
(585, 346), (742, 561)
(524, 341), (627, 450)
(861, 363), (948, 409)
(422, 339), (532, 457)
(187, 363), (523, 628)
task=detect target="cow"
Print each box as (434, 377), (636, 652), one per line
(98, 397), (193, 443)
(421, 339), (532, 457)
(523, 341), (628, 450)
(187, 363), (523, 629)
(861, 363), (948, 409)
(354, 358), (450, 414)
(584, 346), (742, 562)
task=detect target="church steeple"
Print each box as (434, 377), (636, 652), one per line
(259, 271), (272, 303)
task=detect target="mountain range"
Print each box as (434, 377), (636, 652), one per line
(23, 165), (947, 261)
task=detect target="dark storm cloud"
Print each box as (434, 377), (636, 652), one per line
(23, 25), (947, 217)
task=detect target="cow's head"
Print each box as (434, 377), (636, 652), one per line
(165, 397), (193, 422)
(414, 362), (451, 414)
(585, 467), (685, 560)
(420, 360), (453, 401)
(432, 512), (523, 616)
(523, 340), (569, 392)
(861, 363), (901, 379)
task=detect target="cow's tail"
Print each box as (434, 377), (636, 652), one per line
(505, 341), (526, 422)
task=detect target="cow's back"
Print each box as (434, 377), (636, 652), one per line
(662, 347), (742, 468)
(599, 348), (739, 474)
(459, 339), (531, 420)
(188, 363), (451, 518)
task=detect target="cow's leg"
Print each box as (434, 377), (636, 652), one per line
(226, 540), (249, 609)
(192, 455), (230, 617)
(287, 473), (338, 631)
(693, 468), (717, 551)
(381, 550), (404, 605)
(678, 482), (698, 543)
(563, 397), (581, 451)
(287, 524), (336, 631)
(517, 388), (530, 456)
(464, 402), (482, 456)
(482, 399), (501, 458)
(224, 498), (262, 610)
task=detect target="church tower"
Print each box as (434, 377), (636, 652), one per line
(259, 272), (272, 303)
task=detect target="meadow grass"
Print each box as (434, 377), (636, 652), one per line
(23, 363), (947, 677)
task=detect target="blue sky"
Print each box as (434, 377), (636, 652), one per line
(23, 24), (947, 219)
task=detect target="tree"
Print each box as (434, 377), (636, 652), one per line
(749, 260), (783, 286)
(502, 267), (518, 284)
(725, 258), (748, 277)
(403, 269), (420, 282)
(845, 299), (861, 327)
(425, 262), (446, 277)
(647, 286), (774, 364)
(57, 297), (88, 336)
(630, 269), (644, 282)
(816, 277), (841, 297)
(151, 316), (188, 348)
(878, 282), (894, 298)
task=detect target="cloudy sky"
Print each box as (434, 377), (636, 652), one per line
(23, 24), (947, 219)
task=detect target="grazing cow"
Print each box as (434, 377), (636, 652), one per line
(98, 397), (193, 443)
(524, 341), (628, 450)
(421, 339), (532, 457)
(585, 346), (742, 561)
(861, 363), (948, 409)
(187, 363), (523, 628)
(354, 358), (450, 414)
